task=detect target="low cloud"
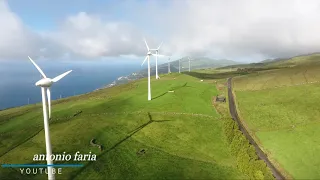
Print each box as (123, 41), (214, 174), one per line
(2, 0), (320, 62)
(158, 0), (320, 61)
(0, 1), (41, 60)
(0, 1), (67, 60)
(51, 12), (149, 58)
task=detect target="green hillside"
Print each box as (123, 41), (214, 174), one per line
(230, 56), (320, 179)
(170, 57), (239, 71)
(178, 53), (320, 179)
(219, 53), (320, 70)
(0, 73), (246, 180)
(107, 57), (239, 88)
(143, 57), (239, 75)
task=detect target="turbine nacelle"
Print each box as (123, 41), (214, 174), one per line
(28, 56), (72, 119)
(36, 78), (53, 87)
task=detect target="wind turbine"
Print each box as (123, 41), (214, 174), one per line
(149, 42), (163, 79)
(141, 39), (165, 100)
(188, 57), (191, 72)
(179, 59), (181, 73)
(168, 57), (171, 74)
(28, 56), (72, 180)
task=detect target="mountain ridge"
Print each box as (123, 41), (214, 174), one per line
(103, 57), (241, 88)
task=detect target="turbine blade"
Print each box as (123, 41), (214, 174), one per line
(144, 38), (149, 51)
(157, 42), (163, 49)
(52, 70), (72, 82)
(28, 56), (47, 78)
(141, 56), (148, 66)
(47, 88), (51, 119)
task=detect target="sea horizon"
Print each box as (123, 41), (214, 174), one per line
(0, 59), (142, 110)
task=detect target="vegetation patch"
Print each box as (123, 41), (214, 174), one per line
(223, 118), (274, 180)
(0, 73), (245, 180)
(231, 59), (320, 179)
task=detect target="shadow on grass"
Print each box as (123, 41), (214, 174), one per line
(70, 112), (173, 179)
(183, 71), (246, 80)
(171, 82), (188, 90)
(152, 92), (168, 100)
(152, 82), (190, 100)
(128, 112), (172, 135)
(183, 67), (285, 80)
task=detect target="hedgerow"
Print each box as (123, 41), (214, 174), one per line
(223, 118), (274, 180)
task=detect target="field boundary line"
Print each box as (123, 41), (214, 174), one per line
(70, 111), (218, 119)
(236, 80), (320, 92)
(0, 126), (43, 158)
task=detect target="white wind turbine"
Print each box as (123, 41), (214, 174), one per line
(28, 56), (72, 180)
(179, 58), (181, 73)
(141, 39), (165, 100)
(188, 57), (191, 72)
(168, 57), (171, 74)
(149, 42), (163, 79)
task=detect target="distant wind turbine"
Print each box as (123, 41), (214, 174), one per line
(149, 42), (163, 79)
(188, 57), (191, 72)
(141, 39), (165, 100)
(28, 56), (72, 180)
(179, 59), (181, 73)
(168, 57), (171, 74)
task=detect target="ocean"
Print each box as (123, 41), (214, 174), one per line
(0, 60), (141, 110)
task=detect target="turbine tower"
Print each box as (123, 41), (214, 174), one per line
(179, 59), (181, 73)
(142, 39), (164, 100)
(28, 56), (72, 180)
(149, 42), (163, 79)
(188, 57), (191, 72)
(168, 57), (171, 74)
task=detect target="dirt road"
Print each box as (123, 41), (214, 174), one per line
(227, 78), (285, 180)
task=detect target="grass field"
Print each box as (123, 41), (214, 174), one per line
(233, 62), (320, 179)
(0, 73), (245, 180)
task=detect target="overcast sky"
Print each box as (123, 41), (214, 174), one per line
(1, 0), (320, 63)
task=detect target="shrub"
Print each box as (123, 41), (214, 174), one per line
(223, 118), (274, 180)
(254, 170), (265, 180)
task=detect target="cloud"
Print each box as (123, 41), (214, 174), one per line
(0, 1), (65, 60)
(50, 12), (150, 58)
(0, 1), (165, 61)
(0, 1), (38, 60)
(3, 0), (320, 62)
(160, 0), (320, 61)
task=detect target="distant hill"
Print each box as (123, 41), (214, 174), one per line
(218, 53), (320, 70)
(260, 52), (320, 64)
(263, 53), (320, 67)
(103, 57), (240, 88)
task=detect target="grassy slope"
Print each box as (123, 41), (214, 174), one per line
(233, 62), (320, 179)
(0, 73), (244, 180)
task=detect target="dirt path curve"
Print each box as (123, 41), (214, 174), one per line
(227, 78), (285, 180)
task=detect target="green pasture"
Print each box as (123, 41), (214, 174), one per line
(233, 67), (320, 179)
(0, 73), (245, 180)
(233, 64), (320, 91)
